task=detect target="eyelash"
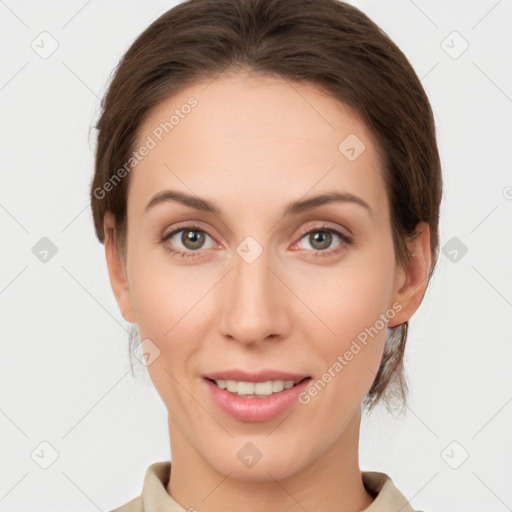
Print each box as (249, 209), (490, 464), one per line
(160, 223), (354, 260)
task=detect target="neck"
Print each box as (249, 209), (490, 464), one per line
(166, 408), (374, 512)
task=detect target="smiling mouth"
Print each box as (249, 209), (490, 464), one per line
(206, 376), (311, 398)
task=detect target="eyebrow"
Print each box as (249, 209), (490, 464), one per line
(144, 189), (372, 217)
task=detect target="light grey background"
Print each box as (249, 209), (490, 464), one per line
(1, 1), (511, 511)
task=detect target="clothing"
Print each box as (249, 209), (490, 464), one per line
(111, 461), (418, 512)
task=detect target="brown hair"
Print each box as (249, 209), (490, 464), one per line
(90, 0), (442, 414)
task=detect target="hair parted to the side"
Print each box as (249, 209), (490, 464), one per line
(90, 0), (442, 415)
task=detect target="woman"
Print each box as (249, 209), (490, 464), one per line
(90, 0), (441, 510)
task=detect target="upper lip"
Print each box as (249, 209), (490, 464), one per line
(204, 369), (311, 383)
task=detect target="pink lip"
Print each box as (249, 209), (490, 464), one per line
(204, 376), (312, 423)
(204, 369), (310, 383)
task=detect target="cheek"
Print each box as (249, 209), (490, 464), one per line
(127, 239), (203, 336)
(298, 239), (395, 338)
(304, 276), (389, 384)
(294, 285), (391, 431)
(126, 252), (206, 415)
(296, 240), (396, 390)
(126, 242), (215, 371)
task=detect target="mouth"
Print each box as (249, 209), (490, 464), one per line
(205, 376), (311, 398)
(203, 374), (313, 422)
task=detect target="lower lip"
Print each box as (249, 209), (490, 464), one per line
(204, 377), (311, 423)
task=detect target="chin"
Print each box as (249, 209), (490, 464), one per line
(208, 442), (310, 482)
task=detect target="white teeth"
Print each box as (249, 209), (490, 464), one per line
(214, 379), (298, 397)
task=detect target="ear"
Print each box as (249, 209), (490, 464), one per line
(387, 222), (432, 327)
(103, 212), (137, 324)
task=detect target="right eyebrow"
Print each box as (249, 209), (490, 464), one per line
(144, 189), (221, 215)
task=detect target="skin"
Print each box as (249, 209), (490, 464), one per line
(103, 71), (431, 512)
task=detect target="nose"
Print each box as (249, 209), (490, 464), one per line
(217, 244), (292, 347)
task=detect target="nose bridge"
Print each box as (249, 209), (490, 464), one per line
(218, 242), (289, 344)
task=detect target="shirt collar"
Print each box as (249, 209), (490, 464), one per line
(131, 460), (416, 512)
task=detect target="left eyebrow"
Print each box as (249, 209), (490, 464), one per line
(144, 189), (372, 218)
(283, 191), (373, 218)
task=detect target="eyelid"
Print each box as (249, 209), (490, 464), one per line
(297, 222), (339, 236)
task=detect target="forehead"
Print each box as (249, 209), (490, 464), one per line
(128, 72), (388, 222)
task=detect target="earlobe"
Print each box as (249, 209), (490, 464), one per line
(103, 212), (137, 324)
(388, 222), (432, 327)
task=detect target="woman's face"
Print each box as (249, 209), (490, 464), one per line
(106, 72), (425, 480)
